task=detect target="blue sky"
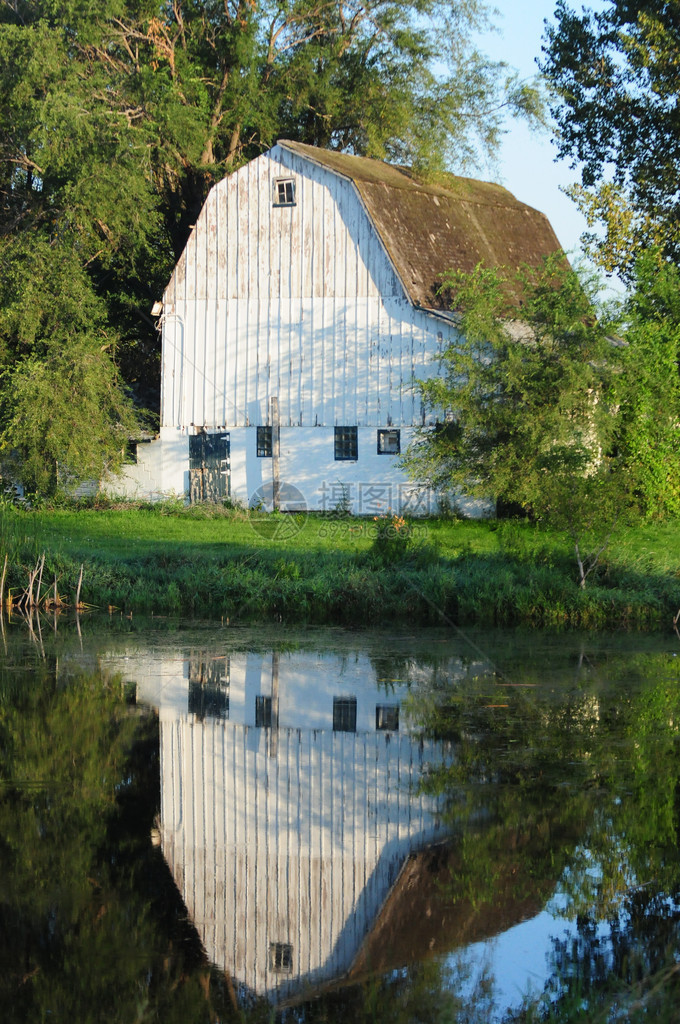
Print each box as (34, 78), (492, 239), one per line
(476, 0), (589, 261)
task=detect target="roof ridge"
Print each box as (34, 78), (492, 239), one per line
(276, 139), (526, 211)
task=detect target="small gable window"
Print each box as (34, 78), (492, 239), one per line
(377, 429), (400, 455)
(257, 425), (273, 457)
(269, 942), (293, 972)
(273, 178), (296, 206)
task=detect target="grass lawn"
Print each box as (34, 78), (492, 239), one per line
(2, 503), (679, 628)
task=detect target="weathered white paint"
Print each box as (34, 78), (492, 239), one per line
(160, 145), (451, 431)
(102, 647), (422, 731)
(100, 643), (491, 733)
(110, 423), (493, 515)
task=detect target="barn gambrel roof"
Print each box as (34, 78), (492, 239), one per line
(278, 140), (564, 312)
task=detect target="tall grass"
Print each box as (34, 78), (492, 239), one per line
(1, 502), (679, 628)
(0, 503), (43, 563)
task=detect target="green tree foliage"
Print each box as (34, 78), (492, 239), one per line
(541, 0), (680, 277)
(0, 0), (544, 445)
(403, 257), (625, 586)
(613, 253), (680, 518)
(0, 237), (141, 494)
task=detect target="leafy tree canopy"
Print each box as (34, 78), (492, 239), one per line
(405, 253), (680, 581)
(0, 236), (141, 495)
(0, 0), (546, 253)
(403, 257), (630, 586)
(541, 0), (680, 278)
(612, 252), (680, 518)
(406, 262), (617, 496)
(0, 0), (545, 493)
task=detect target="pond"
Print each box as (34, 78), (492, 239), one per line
(1, 616), (680, 1022)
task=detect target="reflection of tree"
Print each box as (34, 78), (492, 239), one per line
(285, 957), (496, 1024)
(507, 888), (680, 1022)
(404, 647), (680, 1021)
(3, 633), (680, 1023)
(0, 662), (238, 1023)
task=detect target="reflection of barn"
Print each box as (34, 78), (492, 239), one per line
(105, 646), (453, 1001)
(161, 716), (449, 1001)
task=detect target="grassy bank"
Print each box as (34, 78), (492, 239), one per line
(1, 500), (679, 628)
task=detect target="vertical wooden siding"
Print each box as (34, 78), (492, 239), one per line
(161, 147), (452, 430)
(160, 717), (451, 1001)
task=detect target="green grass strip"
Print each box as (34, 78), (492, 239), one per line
(1, 503), (679, 629)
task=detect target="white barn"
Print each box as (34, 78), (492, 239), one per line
(116, 141), (563, 513)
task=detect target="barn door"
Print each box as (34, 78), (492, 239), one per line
(189, 432), (230, 503)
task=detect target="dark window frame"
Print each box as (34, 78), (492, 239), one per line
(188, 683), (229, 721)
(255, 695), (273, 727)
(377, 428), (400, 455)
(269, 942), (293, 972)
(376, 704), (399, 731)
(273, 178), (296, 207)
(333, 696), (357, 732)
(334, 426), (358, 461)
(256, 425), (273, 458)
(123, 440), (138, 465)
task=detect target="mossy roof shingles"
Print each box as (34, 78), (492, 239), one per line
(279, 140), (564, 311)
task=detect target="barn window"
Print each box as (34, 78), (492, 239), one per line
(376, 704), (399, 731)
(188, 682), (229, 721)
(334, 426), (358, 461)
(269, 942), (293, 972)
(255, 695), (272, 727)
(273, 178), (296, 206)
(333, 696), (357, 732)
(187, 656), (230, 721)
(377, 429), (400, 455)
(123, 682), (137, 705)
(257, 425), (273, 457)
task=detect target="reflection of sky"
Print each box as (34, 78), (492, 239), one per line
(458, 904), (578, 1015)
(456, 882), (680, 1020)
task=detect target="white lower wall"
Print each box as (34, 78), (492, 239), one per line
(104, 427), (189, 500)
(107, 425), (491, 517)
(242, 425), (430, 515)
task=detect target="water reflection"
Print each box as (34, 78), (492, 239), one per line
(97, 626), (680, 1017)
(3, 620), (680, 1020)
(103, 644), (458, 1001)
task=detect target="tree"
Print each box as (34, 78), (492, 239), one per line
(541, 0), (680, 278)
(403, 257), (625, 587)
(612, 252), (680, 518)
(0, 0), (546, 243)
(0, 2), (546, 494)
(0, 2), (545, 415)
(0, 237), (141, 495)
